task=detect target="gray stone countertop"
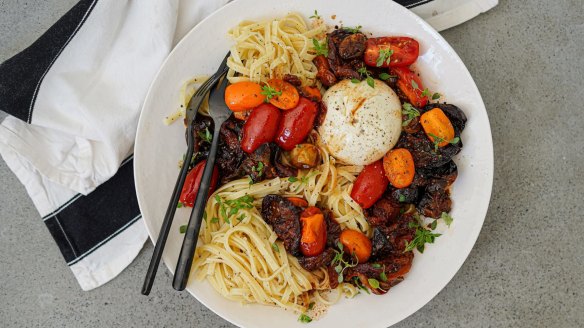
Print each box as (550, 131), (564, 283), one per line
(0, 0), (582, 327)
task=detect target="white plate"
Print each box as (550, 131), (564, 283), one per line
(134, 0), (494, 327)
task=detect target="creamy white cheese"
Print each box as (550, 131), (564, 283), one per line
(318, 79), (402, 165)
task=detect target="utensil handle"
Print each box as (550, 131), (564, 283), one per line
(172, 127), (221, 291)
(141, 126), (195, 295)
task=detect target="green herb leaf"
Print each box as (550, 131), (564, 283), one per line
(198, 127), (212, 143)
(237, 214), (245, 221)
(312, 38), (328, 57)
(342, 25), (362, 34)
(401, 102), (420, 127)
(308, 302), (315, 310)
(351, 78), (360, 84)
(288, 177), (299, 182)
(411, 79), (419, 90)
(211, 217), (219, 223)
(261, 84), (282, 102)
(398, 194), (406, 203)
(177, 202), (183, 208)
(309, 10), (320, 19)
(368, 278), (380, 289)
(450, 137), (460, 145)
(298, 314), (312, 323)
(337, 241), (344, 252)
(357, 66), (368, 75)
(252, 161), (265, 178)
(432, 92), (441, 100)
(179, 225), (187, 234)
(378, 73), (395, 81)
(224, 216), (230, 224)
(372, 263), (382, 269)
(430, 219), (438, 230)
(404, 220), (442, 253)
(272, 243), (280, 252)
(420, 88), (430, 97)
(376, 48), (394, 67)
(366, 76), (375, 88)
(441, 212), (454, 227)
(379, 271), (388, 282)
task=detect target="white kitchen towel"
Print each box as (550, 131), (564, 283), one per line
(0, 0), (497, 291)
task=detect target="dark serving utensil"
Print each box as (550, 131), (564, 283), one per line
(141, 53), (230, 296)
(172, 68), (232, 291)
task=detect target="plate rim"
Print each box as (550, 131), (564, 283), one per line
(134, 0), (494, 327)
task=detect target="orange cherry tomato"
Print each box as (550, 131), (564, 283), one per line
(339, 229), (372, 263)
(266, 79), (300, 110)
(224, 81), (266, 111)
(287, 197), (309, 208)
(233, 109), (252, 121)
(420, 108), (456, 147)
(300, 207), (327, 257)
(301, 86), (322, 102)
(383, 148), (415, 189)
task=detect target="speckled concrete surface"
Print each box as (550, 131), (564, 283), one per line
(1, 0), (583, 327)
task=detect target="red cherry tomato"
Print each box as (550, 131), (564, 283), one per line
(275, 98), (318, 151)
(364, 37), (419, 68)
(300, 206), (327, 257)
(179, 160), (219, 207)
(350, 160), (389, 209)
(392, 66), (428, 108)
(241, 103), (282, 154)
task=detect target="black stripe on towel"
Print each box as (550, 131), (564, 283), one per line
(395, 0), (435, 9)
(44, 156), (141, 264)
(0, 0), (98, 123)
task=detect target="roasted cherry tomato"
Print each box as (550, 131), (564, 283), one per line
(300, 206), (327, 257)
(339, 229), (372, 263)
(241, 103), (282, 154)
(233, 109), (252, 121)
(350, 160), (389, 209)
(301, 86), (322, 102)
(179, 160), (219, 207)
(420, 108), (455, 147)
(392, 66), (428, 108)
(287, 197), (308, 208)
(275, 98), (318, 151)
(225, 81), (266, 111)
(265, 79), (300, 110)
(383, 148), (415, 189)
(364, 37), (419, 68)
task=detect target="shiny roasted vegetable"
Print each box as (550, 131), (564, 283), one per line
(288, 143), (320, 168)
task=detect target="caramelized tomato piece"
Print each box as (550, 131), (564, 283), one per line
(241, 103), (281, 154)
(300, 207), (327, 257)
(350, 160), (389, 209)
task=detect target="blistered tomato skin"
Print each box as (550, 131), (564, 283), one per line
(300, 207), (327, 257)
(364, 37), (419, 68)
(179, 160), (219, 207)
(241, 103), (282, 154)
(350, 160), (389, 209)
(275, 98), (318, 151)
(339, 229), (372, 263)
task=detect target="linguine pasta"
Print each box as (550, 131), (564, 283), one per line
(192, 137), (368, 313)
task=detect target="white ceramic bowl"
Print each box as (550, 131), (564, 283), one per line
(134, 0), (494, 327)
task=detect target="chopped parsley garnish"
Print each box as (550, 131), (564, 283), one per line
(288, 176), (299, 182)
(398, 194), (406, 203)
(371, 263), (382, 269)
(252, 161), (265, 178)
(342, 25), (362, 34)
(309, 10), (320, 19)
(177, 202), (183, 208)
(272, 243), (280, 252)
(376, 48), (394, 67)
(331, 241), (358, 283)
(179, 225), (187, 234)
(198, 127), (212, 143)
(261, 84), (282, 101)
(210, 217), (219, 223)
(441, 212), (454, 227)
(427, 133), (460, 152)
(404, 219), (442, 253)
(298, 314), (312, 323)
(215, 194), (254, 224)
(421, 88), (430, 97)
(401, 102), (420, 127)
(312, 38), (328, 57)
